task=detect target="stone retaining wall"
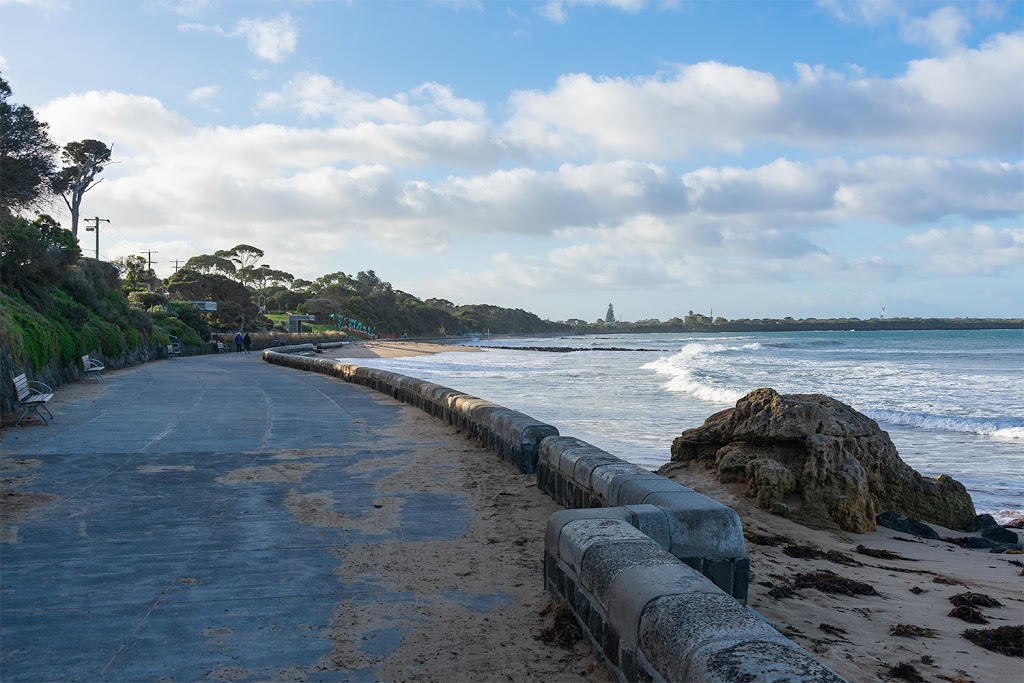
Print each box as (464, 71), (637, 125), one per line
(538, 436), (749, 601)
(262, 348), (846, 682)
(264, 346), (556, 474)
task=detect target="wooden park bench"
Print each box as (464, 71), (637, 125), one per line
(81, 354), (105, 381)
(12, 373), (54, 426)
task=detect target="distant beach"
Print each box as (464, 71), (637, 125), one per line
(335, 341), (485, 359)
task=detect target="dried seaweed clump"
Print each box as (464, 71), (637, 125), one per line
(857, 544), (915, 561)
(887, 662), (925, 681)
(744, 531), (793, 546)
(793, 570), (879, 596)
(949, 592), (1002, 608)
(947, 605), (988, 624)
(783, 544), (861, 566)
(961, 625), (1023, 658)
(889, 624), (939, 638)
(536, 602), (582, 649)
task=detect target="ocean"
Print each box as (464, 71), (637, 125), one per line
(344, 330), (1023, 522)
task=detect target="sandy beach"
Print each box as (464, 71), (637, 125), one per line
(659, 461), (1023, 683)
(327, 338), (1023, 681)
(332, 341), (484, 359)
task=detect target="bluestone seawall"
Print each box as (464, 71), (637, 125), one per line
(263, 345), (845, 683)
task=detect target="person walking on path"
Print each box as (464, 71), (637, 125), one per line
(243, 333), (252, 354)
(235, 332), (243, 352)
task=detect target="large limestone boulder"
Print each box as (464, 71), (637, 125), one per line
(668, 388), (975, 533)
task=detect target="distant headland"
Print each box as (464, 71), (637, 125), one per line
(562, 315), (1022, 335)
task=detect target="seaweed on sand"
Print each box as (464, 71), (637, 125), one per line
(783, 544), (862, 566)
(961, 625), (1023, 657)
(947, 605), (988, 624)
(889, 624), (939, 638)
(536, 602), (582, 649)
(744, 531), (793, 546)
(949, 592), (1002, 608)
(887, 662), (925, 681)
(857, 544), (916, 561)
(793, 570), (879, 596)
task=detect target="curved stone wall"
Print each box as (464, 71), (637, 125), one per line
(262, 347), (846, 682)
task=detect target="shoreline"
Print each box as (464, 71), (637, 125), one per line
(315, 342), (1023, 679)
(331, 341), (484, 359)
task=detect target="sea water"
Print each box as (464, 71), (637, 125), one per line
(345, 330), (1023, 521)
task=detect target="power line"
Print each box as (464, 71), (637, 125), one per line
(143, 250), (159, 291)
(83, 216), (110, 260)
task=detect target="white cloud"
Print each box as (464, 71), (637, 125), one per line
(540, 0), (650, 23)
(178, 12), (298, 62)
(161, 0), (214, 17)
(236, 13), (298, 62)
(0, 0), (68, 12)
(901, 6), (970, 52)
(34, 88), (1022, 297)
(900, 225), (1024, 276)
(505, 32), (1024, 158)
(0, 55), (8, 71)
(187, 84), (220, 109)
(258, 73), (487, 126)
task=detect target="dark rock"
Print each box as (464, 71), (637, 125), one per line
(965, 514), (999, 532)
(960, 536), (997, 549)
(1004, 517), (1024, 529)
(989, 543), (1024, 553)
(668, 388), (976, 532)
(877, 512), (940, 540)
(981, 526), (1020, 545)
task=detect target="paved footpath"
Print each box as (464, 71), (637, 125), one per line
(0, 353), (597, 682)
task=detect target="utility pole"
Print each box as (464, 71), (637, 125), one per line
(83, 216), (110, 260)
(143, 250), (159, 291)
(171, 259), (185, 272)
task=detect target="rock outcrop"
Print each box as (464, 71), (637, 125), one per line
(668, 388), (976, 533)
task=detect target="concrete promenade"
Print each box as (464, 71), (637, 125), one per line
(0, 353), (598, 682)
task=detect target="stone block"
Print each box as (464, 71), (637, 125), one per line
(558, 517), (645, 577)
(605, 562), (723, 650)
(623, 504), (671, 551)
(612, 475), (688, 508)
(638, 593), (794, 682)
(591, 462), (651, 504)
(580, 537), (680, 607)
(642, 491), (746, 559)
(545, 508), (634, 565)
(686, 638), (846, 682)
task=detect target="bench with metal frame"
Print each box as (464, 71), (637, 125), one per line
(82, 354), (105, 381)
(12, 373), (54, 426)
(167, 342), (181, 358)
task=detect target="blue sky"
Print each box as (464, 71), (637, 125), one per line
(1, 0), (1021, 321)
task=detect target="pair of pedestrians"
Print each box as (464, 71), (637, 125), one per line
(234, 332), (252, 353)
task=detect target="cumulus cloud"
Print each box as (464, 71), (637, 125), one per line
(504, 32), (1024, 158)
(901, 6), (970, 52)
(187, 84), (220, 109)
(179, 12), (298, 62)
(258, 72), (487, 125)
(900, 225), (1024, 276)
(34, 76), (1022, 301)
(236, 13), (298, 62)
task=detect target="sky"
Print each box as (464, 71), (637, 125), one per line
(1, 0), (1022, 322)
